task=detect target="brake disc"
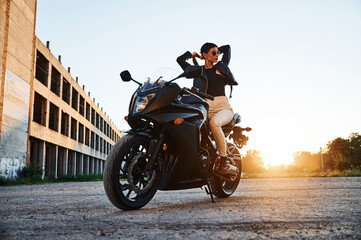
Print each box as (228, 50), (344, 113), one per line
(127, 153), (156, 194)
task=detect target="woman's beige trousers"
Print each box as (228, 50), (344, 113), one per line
(207, 96), (233, 157)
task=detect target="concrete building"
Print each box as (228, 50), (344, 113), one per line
(0, 0), (121, 179)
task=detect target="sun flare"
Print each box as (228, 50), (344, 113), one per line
(261, 149), (294, 167)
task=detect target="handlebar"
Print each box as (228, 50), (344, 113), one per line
(188, 87), (214, 100)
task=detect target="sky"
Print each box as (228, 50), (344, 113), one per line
(35, 0), (361, 166)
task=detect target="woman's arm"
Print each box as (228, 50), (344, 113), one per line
(192, 51), (201, 66)
(176, 51), (192, 70)
(218, 45), (231, 66)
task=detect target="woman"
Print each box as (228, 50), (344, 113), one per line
(177, 43), (238, 175)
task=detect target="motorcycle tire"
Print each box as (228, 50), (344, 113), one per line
(211, 143), (242, 198)
(103, 134), (161, 210)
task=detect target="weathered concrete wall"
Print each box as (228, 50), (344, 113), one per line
(0, 0), (36, 179)
(0, 69), (29, 178)
(0, 1), (9, 97)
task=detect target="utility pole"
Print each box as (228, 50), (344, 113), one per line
(320, 147), (324, 171)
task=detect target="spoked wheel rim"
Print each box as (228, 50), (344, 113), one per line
(118, 140), (157, 202)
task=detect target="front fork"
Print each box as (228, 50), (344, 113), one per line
(144, 131), (165, 172)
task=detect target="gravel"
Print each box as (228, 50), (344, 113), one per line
(1, 177), (360, 239)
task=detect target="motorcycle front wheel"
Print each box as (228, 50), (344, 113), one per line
(212, 143), (242, 198)
(103, 134), (161, 210)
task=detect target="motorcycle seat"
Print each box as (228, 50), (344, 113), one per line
(223, 113), (241, 129)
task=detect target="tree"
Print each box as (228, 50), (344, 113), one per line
(327, 137), (351, 158)
(349, 132), (361, 169)
(290, 132), (361, 172)
(292, 151), (321, 172)
(325, 133), (361, 170)
(242, 150), (265, 173)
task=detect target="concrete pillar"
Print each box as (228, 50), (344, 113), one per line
(54, 145), (58, 179)
(90, 157), (94, 175)
(69, 151), (76, 176)
(73, 151), (77, 176)
(45, 99), (50, 128)
(40, 141), (46, 179)
(99, 160), (102, 174)
(56, 147), (62, 178)
(78, 153), (84, 175)
(97, 159), (100, 174)
(59, 74), (63, 99)
(84, 155), (89, 175)
(97, 160), (100, 174)
(47, 63), (52, 89)
(64, 148), (68, 175)
(94, 158), (99, 174)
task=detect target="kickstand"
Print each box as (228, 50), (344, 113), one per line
(205, 178), (215, 203)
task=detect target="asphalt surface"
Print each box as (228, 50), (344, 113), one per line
(1, 177), (360, 239)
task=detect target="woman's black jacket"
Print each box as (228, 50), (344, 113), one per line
(176, 45), (238, 97)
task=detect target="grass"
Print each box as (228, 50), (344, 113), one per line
(241, 169), (361, 179)
(0, 174), (103, 186)
(2, 169), (360, 186)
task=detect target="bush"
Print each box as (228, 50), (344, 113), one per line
(0, 177), (7, 185)
(332, 153), (350, 171)
(20, 163), (43, 179)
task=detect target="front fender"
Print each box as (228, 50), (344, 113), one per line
(125, 129), (153, 139)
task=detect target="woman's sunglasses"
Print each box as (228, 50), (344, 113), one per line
(209, 51), (221, 56)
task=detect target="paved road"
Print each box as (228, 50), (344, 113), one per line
(1, 177), (360, 239)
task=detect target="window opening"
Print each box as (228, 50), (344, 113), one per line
(49, 102), (59, 131)
(50, 66), (61, 96)
(62, 78), (70, 104)
(91, 108), (95, 125)
(96, 134), (99, 151)
(35, 50), (49, 86)
(96, 113), (99, 129)
(85, 128), (90, 146)
(61, 111), (69, 136)
(72, 87), (78, 110)
(86, 102), (90, 121)
(79, 96), (85, 116)
(71, 118), (77, 140)
(91, 132), (95, 149)
(33, 92), (47, 126)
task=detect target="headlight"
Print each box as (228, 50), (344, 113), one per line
(133, 93), (156, 113)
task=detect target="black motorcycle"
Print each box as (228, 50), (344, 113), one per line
(103, 66), (251, 210)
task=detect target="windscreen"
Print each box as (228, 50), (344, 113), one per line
(140, 78), (166, 92)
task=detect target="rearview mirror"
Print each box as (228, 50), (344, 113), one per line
(120, 70), (142, 85)
(120, 70), (133, 82)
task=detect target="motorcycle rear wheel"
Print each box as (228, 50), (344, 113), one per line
(212, 143), (242, 198)
(103, 134), (161, 210)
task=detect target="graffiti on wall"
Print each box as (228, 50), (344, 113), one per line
(0, 157), (26, 179)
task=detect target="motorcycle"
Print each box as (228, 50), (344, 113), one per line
(103, 66), (251, 210)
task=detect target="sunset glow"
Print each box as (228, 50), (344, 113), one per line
(36, 1), (361, 168)
(262, 150), (294, 167)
